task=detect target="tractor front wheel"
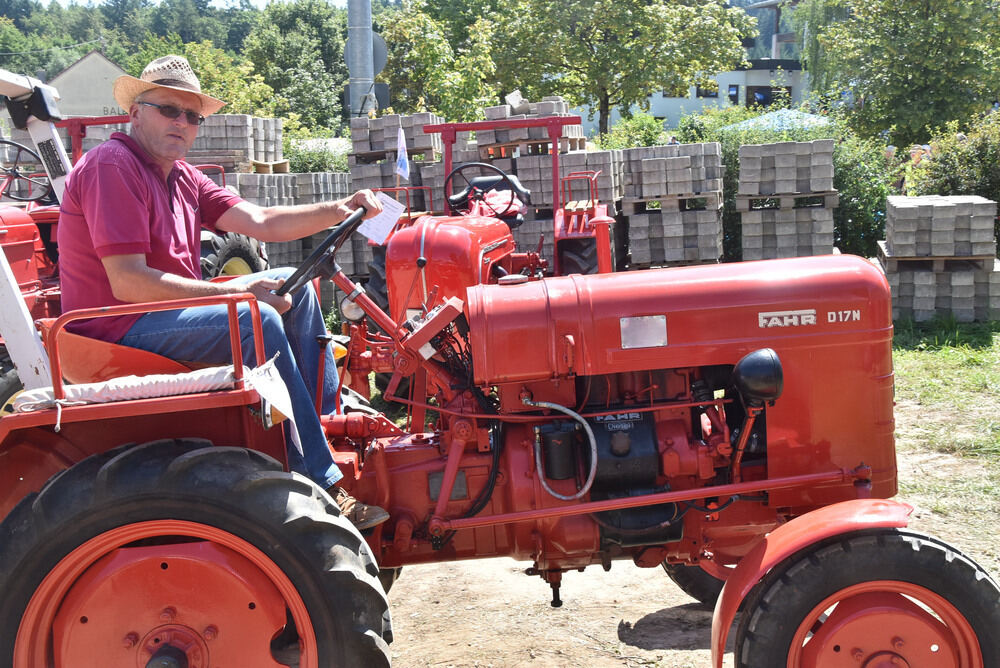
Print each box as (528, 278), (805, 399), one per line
(735, 529), (1000, 668)
(0, 439), (391, 667)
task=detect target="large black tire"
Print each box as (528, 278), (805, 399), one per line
(557, 238), (600, 276)
(201, 231), (268, 278)
(0, 344), (22, 414)
(662, 562), (725, 608)
(0, 439), (392, 667)
(363, 245), (390, 316)
(735, 529), (1000, 667)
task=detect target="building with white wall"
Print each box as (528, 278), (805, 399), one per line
(48, 50), (128, 118)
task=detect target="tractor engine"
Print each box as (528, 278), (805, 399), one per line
(366, 254), (895, 576)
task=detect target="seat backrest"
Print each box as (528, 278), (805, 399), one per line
(36, 319), (191, 384)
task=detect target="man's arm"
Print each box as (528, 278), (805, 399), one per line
(101, 254), (293, 314)
(214, 189), (382, 243)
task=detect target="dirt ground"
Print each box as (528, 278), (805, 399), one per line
(385, 400), (1000, 668)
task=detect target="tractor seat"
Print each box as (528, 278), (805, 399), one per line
(448, 174), (532, 227)
(36, 318), (194, 384)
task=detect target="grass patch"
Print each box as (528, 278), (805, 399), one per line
(893, 317), (1000, 461)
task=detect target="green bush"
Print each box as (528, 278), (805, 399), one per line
(596, 113), (668, 149)
(676, 106), (892, 260)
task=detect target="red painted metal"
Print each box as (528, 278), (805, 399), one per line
(710, 499), (913, 668)
(790, 581), (981, 667)
(55, 115), (130, 163)
(45, 293), (266, 398)
(16, 520), (316, 668)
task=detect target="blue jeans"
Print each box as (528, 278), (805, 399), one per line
(118, 268), (343, 488)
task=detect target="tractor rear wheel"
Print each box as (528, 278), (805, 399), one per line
(0, 439), (392, 667)
(735, 529), (1000, 668)
(557, 238), (599, 276)
(0, 344), (22, 414)
(662, 562), (725, 608)
(201, 231), (267, 279)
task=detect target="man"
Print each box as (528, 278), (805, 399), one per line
(57, 55), (389, 529)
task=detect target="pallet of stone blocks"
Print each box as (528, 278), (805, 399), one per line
(509, 216), (555, 264)
(737, 139), (834, 197)
(741, 207), (835, 261)
(514, 151), (623, 211)
(884, 261), (1000, 322)
(882, 195), (997, 263)
(351, 159), (432, 210)
(621, 143), (723, 204)
(349, 112), (445, 160)
(627, 208), (722, 267)
(477, 98), (586, 157)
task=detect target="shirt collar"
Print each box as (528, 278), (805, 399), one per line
(110, 132), (182, 179)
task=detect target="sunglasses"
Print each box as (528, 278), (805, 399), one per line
(137, 101), (205, 126)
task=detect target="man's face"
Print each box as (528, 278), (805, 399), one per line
(129, 87), (203, 167)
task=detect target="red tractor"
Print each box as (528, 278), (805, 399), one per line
(1, 74), (999, 668)
(344, 116), (617, 400)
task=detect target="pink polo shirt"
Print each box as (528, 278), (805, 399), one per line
(58, 132), (243, 342)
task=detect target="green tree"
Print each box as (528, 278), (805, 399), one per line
(496, 0), (757, 134)
(243, 0), (347, 130)
(816, 0), (1000, 146)
(182, 41), (278, 117)
(789, 0), (848, 96)
(379, 2), (497, 120)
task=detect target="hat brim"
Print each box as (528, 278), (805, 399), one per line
(113, 74), (226, 116)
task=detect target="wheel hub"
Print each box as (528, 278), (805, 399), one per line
(50, 540), (287, 667)
(799, 588), (960, 667)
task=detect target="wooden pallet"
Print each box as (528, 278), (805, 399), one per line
(478, 136), (586, 160)
(348, 147), (440, 166)
(876, 240), (996, 272)
(627, 257), (721, 271)
(735, 190), (839, 212)
(621, 192), (722, 215)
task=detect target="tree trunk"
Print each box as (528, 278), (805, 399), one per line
(598, 92), (611, 136)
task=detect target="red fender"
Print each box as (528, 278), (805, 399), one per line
(710, 498), (912, 668)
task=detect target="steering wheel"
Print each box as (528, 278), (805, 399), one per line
(0, 139), (52, 202)
(274, 207), (368, 298)
(444, 162), (518, 218)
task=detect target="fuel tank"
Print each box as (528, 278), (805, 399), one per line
(466, 255), (896, 507)
(385, 214), (515, 321)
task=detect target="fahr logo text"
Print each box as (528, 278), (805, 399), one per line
(758, 309), (863, 328)
(758, 309), (817, 328)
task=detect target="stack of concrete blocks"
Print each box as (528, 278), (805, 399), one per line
(738, 140), (837, 261)
(880, 195), (1000, 322)
(513, 150), (620, 211)
(737, 139), (834, 197)
(240, 171), (354, 283)
(619, 143), (724, 266)
(349, 112), (445, 156)
(621, 143), (723, 201)
(477, 97), (584, 148)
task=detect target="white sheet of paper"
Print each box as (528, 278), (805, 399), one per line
(244, 356), (302, 455)
(359, 192), (405, 245)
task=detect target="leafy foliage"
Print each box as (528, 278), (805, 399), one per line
(807, 0), (1000, 147)
(595, 113), (667, 150)
(378, 1), (497, 121)
(496, 0), (757, 134)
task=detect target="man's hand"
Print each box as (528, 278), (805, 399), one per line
(245, 277), (292, 314)
(345, 189), (383, 220)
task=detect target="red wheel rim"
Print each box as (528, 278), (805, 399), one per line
(14, 519), (318, 668)
(787, 580), (982, 668)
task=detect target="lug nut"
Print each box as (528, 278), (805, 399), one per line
(160, 607), (176, 622)
(852, 647), (864, 661)
(203, 625), (218, 641)
(892, 637), (905, 650)
(123, 632), (139, 649)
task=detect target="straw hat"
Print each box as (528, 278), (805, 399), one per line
(113, 55), (225, 116)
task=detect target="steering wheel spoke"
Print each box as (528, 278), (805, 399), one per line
(444, 162), (519, 218)
(0, 139), (52, 202)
